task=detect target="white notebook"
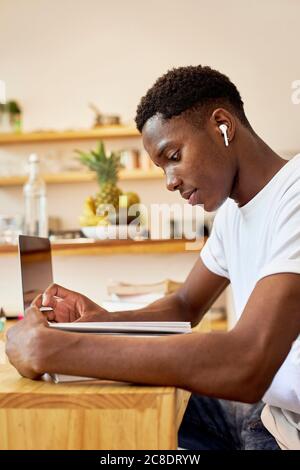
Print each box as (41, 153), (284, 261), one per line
(45, 321), (192, 383)
(48, 321), (191, 335)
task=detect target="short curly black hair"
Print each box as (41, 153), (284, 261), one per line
(135, 65), (251, 132)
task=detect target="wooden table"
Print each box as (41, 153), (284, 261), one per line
(0, 313), (227, 450)
(0, 325), (190, 450)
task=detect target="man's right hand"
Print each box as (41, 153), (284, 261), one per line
(32, 283), (110, 323)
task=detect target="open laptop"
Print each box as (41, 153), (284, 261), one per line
(18, 235), (54, 314)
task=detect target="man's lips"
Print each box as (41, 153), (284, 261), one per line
(182, 189), (195, 200)
(182, 189), (199, 205)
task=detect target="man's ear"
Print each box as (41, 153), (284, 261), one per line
(210, 108), (236, 145)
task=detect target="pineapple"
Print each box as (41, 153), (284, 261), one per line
(76, 141), (123, 211)
(96, 185), (122, 211)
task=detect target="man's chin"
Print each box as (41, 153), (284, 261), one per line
(203, 197), (226, 212)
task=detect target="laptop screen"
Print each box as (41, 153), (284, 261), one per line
(18, 235), (53, 312)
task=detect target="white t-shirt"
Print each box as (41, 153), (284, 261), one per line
(200, 154), (300, 418)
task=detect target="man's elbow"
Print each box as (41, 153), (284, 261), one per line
(237, 383), (266, 404)
(234, 358), (273, 404)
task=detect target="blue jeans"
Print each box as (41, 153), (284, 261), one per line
(178, 395), (280, 450)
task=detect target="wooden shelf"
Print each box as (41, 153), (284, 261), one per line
(0, 169), (164, 187)
(0, 238), (206, 257)
(0, 125), (140, 145)
(0, 125), (157, 186)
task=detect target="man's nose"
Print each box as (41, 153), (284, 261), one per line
(166, 173), (182, 192)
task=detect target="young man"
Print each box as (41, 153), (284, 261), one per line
(6, 66), (300, 450)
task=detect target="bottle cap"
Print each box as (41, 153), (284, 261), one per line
(29, 153), (39, 163)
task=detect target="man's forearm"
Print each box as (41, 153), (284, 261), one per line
(107, 293), (197, 324)
(41, 327), (261, 403)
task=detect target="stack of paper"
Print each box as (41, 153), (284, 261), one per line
(107, 279), (183, 297)
(101, 293), (164, 311)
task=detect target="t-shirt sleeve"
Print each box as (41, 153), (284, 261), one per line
(200, 205), (230, 279)
(258, 188), (300, 281)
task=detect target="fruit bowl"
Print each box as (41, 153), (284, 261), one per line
(81, 225), (148, 240)
(81, 225), (138, 240)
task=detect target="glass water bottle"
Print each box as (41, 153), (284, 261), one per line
(23, 154), (48, 237)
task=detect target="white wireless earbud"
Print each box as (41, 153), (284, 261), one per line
(219, 124), (229, 147)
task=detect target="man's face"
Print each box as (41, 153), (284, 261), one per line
(142, 114), (235, 212)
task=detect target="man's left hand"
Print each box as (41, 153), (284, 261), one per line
(6, 306), (49, 379)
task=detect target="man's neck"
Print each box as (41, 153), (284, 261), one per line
(230, 132), (287, 208)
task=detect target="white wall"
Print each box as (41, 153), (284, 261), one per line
(0, 0), (299, 151)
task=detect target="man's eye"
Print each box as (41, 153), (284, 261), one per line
(168, 152), (180, 162)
